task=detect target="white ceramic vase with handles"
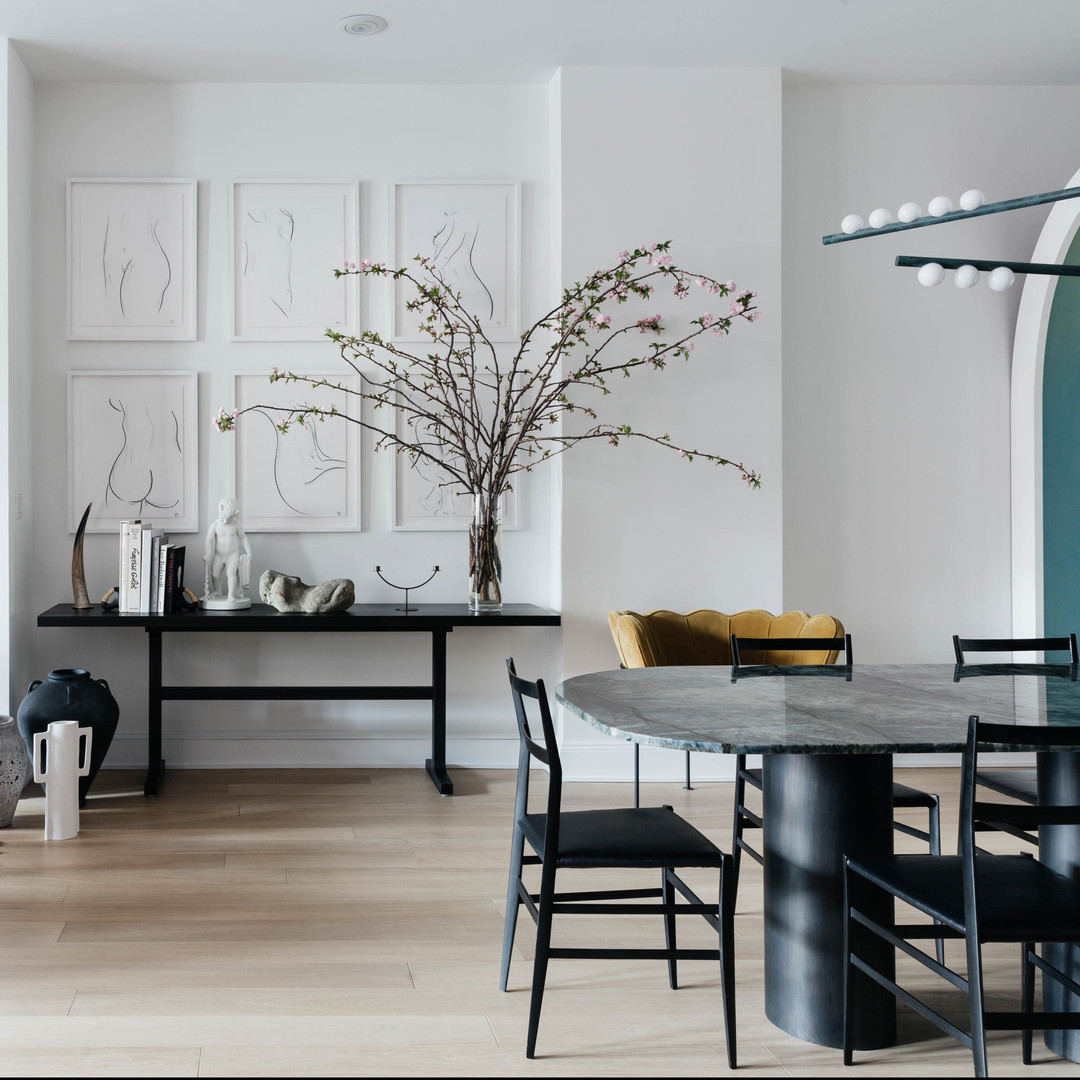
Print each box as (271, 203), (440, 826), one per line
(33, 721), (92, 841)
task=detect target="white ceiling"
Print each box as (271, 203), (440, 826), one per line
(4, 0), (1080, 86)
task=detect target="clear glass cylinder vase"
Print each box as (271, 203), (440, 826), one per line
(469, 492), (503, 611)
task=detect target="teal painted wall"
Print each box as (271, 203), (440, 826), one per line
(1043, 227), (1080, 656)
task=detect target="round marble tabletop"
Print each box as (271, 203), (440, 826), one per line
(556, 663), (1080, 756)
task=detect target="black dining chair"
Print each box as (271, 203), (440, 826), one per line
(500, 658), (737, 1065)
(953, 634), (1078, 809)
(730, 633), (942, 893)
(843, 714), (1080, 1077)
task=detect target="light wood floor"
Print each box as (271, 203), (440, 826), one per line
(0, 765), (1077, 1077)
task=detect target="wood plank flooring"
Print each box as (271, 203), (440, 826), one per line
(0, 766), (1076, 1077)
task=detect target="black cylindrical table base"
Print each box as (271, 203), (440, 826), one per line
(763, 752), (897, 1049)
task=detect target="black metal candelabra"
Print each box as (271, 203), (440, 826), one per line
(374, 565), (440, 612)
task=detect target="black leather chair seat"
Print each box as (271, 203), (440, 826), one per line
(520, 806), (724, 868)
(848, 852), (1080, 942)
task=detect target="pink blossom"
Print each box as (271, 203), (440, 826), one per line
(701, 313), (714, 327)
(685, 341), (695, 351)
(616, 249), (629, 259)
(359, 259), (374, 271)
(726, 280), (737, 291)
(729, 300), (743, 317)
(696, 277), (707, 287)
(679, 450), (688, 458)
(655, 254), (673, 267)
(271, 366), (280, 375)
(747, 310), (761, 323)
(707, 284), (721, 294)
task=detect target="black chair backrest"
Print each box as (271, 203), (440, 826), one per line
(730, 632), (853, 670)
(506, 657), (563, 847)
(953, 633), (1079, 666)
(960, 715), (1080, 862)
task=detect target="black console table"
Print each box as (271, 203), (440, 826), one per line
(36, 603), (561, 796)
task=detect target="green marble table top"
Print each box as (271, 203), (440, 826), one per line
(556, 663), (1080, 755)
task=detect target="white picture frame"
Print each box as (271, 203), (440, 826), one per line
(391, 408), (520, 531)
(231, 180), (358, 341)
(233, 371), (360, 532)
(67, 179), (197, 341)
(392, 180), (520, 341)
(68, 371), (199, 533)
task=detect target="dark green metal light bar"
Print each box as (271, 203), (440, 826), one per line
(822, 186), (1080, 245)
(895, 256), (1080, 277)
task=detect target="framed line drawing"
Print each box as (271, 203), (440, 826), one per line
(391, 410), (520, 531)
(392, 180), (520, 341)
(68, 371), (199, 533)
(234, 372), (360, 531)
(231, 180), (358, 341)
(67, 179), (197, 341)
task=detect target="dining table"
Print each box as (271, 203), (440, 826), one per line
(555, 662), (1080, 1058)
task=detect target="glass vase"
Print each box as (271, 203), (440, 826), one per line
(469, 491), (503, 611)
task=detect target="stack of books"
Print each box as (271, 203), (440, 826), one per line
(118, 520), (187, 614)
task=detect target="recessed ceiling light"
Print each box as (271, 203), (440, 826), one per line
(337, 14), (388, 36)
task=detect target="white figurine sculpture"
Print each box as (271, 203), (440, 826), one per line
(201, 496), (253, 610)
(34, 721), (91, 841)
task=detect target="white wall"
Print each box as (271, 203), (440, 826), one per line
(2, 42), (33, 714)
(554, 67), (784, 780)
(30, 81), (560, 768)
(782, 85), (1080, 663)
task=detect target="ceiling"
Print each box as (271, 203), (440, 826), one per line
(4, 0), (1080, 86)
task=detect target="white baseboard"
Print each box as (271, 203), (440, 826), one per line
(104, 733), (522, 770)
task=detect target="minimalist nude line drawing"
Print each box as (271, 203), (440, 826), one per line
(430, 209), (495, 320)
(393, 182), (519, 341)
(69, 372), (198, 532)
(253, 407), (345, 517)
(231, 182), (357, 341)
(233, 372), (359, 531)
(243, 207), (296, 319)
(393, 412), (519, 530)
(103, 398), (183, 517)
(101, 211), (174, 321)
(69, 179), (195, 341)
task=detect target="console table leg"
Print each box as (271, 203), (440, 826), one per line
(425, 629), (453, 795)
(144, 630), (166, 797)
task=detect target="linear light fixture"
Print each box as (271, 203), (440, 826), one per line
(822, 186), (1080, 246)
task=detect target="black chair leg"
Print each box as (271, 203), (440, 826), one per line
(684, 748), (693, 791)
(663, 867), (678, 990)
(719, 853), (738, 1070)
(1022, 942), (1035, 1065)
(500, 828), (525, 990)
(965, 933), (990, 1078)
(527, 863), (558, 1059)
(633, 742), (640, 808)
(842, 865), (856, 1066)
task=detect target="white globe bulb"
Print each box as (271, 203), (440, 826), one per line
(917, 262), (945, 287)
(959, 188), (986, 211)
(897, 202), (922, 223)
(840, 214), (866, 234)
(953, 264), (980, 289)
(868, 208), (893, 228)
(928, 195), (954, 217)
(987, 266), (1016, 291)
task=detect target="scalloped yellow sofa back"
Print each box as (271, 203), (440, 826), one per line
(607, 608), (844, 668)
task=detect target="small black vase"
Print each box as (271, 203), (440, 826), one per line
(17, 669), (119, 805)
